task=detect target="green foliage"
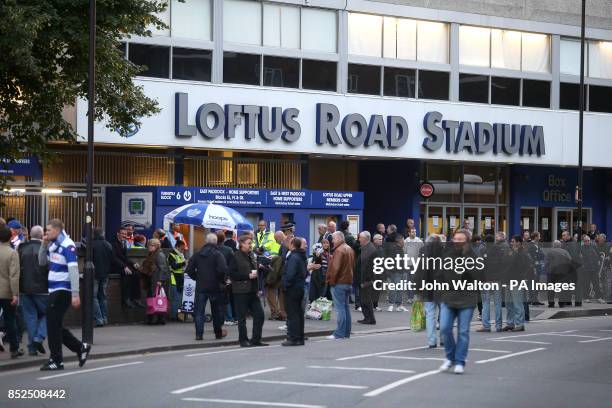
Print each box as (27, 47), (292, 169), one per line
(0, 0), (169, 181)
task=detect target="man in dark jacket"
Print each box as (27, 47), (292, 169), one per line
(110, 227), (141, 308)
(357, 231), (377, 325)
(502, 235), (531, 332)
(186, 233), (228, 341)
(18, 225), (48, 356)
(92, 228), (113, 327)
(562, 230), (583, 306)
(581, 235), (602, 301)
(281, 237), (307, 346)
(546, 241), (574, 307)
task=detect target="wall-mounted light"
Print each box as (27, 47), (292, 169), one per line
(8, 188), (26, 193)
(41, 188), (63, 194)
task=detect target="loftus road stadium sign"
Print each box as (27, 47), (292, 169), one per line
(174, 93), (545, 156)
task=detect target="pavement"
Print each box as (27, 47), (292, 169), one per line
(1, 300), (610, 372)
(1, 314), (611, 408)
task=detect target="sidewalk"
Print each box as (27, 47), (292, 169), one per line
(1, 302), (610, 371)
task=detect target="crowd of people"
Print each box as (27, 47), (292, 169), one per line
(1, 213), (611, 375)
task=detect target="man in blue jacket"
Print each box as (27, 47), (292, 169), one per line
(282, 237), (307, 346)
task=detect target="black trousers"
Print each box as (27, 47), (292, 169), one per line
(120, 270), (141, 304)
(284, 287), (304, 342)
(548, 273), (572, 306)
(0, 299), (19, 352)
(234, 293), (264, 343)
(46, 291), (82, 363)
(360, 286), (376, 323)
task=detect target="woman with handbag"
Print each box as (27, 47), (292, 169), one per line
(228, 235), (267, 347)
(141, 239), (169, 325)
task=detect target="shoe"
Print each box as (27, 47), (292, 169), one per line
(10, 349), (24, 359)
(476, 327), (491, 332)
(124, 299), (135, 308)
(533, 302), (545, 306)
(250, 341), (269, 347)
(95, 322), (104, 328)
(387, 305), (394, 312)
(133, 300), (146, 309)
(215, 329), (228, 339)
(357, 320), (376, 325)
(239, 341), (253, 348)
(356, 307), (362, 312)
(34, 341), (46, 355)
(375, 307), (382, 312)
(574, 302), (582, 307)
(224, 320), (236, 326)
(396, 306), (408, 312)
(512, 326), (525, 332)
(502, 325), (514, 332)
(548, 303), (555, 308)
(325, 335), (341, 340)
(439, 359), (453, 371)
(78, 343), (91, 367)
(476, 315), (482, 321)
(40, 359), (64, 371)
(281, 340), (304, 346)
(278, 325), (287, 331)
(195, 335), (203, 341)
(428, 344), (437, 349)
(495, 328), (503, 332)
(440, 341), (444, 346)
(28, 350), (38, 356)
(454, 364), (465, 374)
(103, 318), (109, 325)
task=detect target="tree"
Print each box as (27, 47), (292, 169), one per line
(0, 0), (168, 186)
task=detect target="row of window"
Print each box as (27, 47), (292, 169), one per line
(458, 74), (549, 108)
(560, 38), (612, 79)
(560, 83), (612, 113)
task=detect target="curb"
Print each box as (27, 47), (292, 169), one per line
(547, 307), (611, 319)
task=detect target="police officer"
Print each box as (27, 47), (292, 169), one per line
(168, 240), (187, 321)
(253, 220), (277, 257)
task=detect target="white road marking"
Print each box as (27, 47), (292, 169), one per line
(182, 398), (325, 408)
(600, 329), (612, 332)
(546, 334), (601, 338)
(307, 365), (415, 374)
(578, 337), (612, 343)
(363, 369), (443, 397)
(185, 345), (281, 357)
(378, 356), (445, 361)
(490, 339), (552, 345)
(171, 367), (286, 394)
(488, 330), (576, 340)
(469, 348), (511, 353)
(475, 348), (546, 364)
(243, 379), (368, 389)
(336, 346), (428, 361)
(37, 362), (143, 380)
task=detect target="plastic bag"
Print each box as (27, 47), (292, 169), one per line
(147, 286), (168, 315)
(313, 297), (333, 321)
(410, 300), (426, 331)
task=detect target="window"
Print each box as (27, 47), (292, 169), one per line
(263, 56), (299, 88)
(384, 67), (415, 97)
(223, 0), (261, 45)
(300, 8), (337, 53)
(560, 38), (582, 75)
(559, 82), (581, 110)
(491, 29), (521, 70)
(417, 21), (449, 63)
(128, 44), (170, 78)
(383, 17), (417, 60)
(588, 85), (612, 113)
(459, 74), (488, 103)
(302, 60), (336, 91)
(171, 0), (211, 41)
(263, 4), (300, 49)
(521, 33), (550, 72)
(459, 25), (490, 67)
(348, 13), (382, 57)
(491, 76), (520, 106)
(223, 52), (261, 85)
(348, 64), (380, 95)
(522, 80), (550, 108)
(418, 70), (449, 100)
(172, 48), (212, 82)
(588, 41), (612, 79)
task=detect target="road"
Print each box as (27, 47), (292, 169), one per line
(1, 315), (611, 408)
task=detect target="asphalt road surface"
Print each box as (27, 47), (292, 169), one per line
(1, 316), (611, 408)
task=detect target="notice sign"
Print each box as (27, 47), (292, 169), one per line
(181, 274), (196, 313)
(485, 217), (492, 229)
(196, 188), (264, 206)
(347, 215), (360, 236)
(269, 190), (309, 207)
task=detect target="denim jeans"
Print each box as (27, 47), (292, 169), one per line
(388, 273), (405, 306)
(170, 285), (182, 320)
(20, 294), (48, 352)
(481, 288), (503, 330)
(331, 284), (352, 338)
(93, 278), (108, 325)
(424, 301), (438, 346)
(440, 303), (474, 366)
(505, 289), (525, 327)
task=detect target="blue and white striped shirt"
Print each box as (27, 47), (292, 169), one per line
(47, 232), (78, 293)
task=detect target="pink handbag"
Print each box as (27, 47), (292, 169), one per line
(146, 287), (168, 315)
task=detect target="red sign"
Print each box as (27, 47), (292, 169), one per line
(419, 182), (435, 199)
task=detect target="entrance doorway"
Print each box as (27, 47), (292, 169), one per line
(553, 207), (592, 239)
(422, 204), (503, 238)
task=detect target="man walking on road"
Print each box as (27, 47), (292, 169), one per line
(326, 231), (355, 340)
(38, 219), (90, 371)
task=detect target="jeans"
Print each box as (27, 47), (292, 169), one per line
(505, 289), (525, 327)
(234, 293), (265, 343)
(284, 286), (305, 342)
(20, 294), (48, 352)
(481, 288), (503, 330)
(194, 292), (225, 338)
(93, 278), (108, 325)
(0, 299), (19, 352)
(388, 273), (406, 306)
(440, 303), (474, 366)
(331, 284), (352, 338)
(424, 301), (438, 346)
(46, 291), (82, 363)
(170, 285), (182, 320)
